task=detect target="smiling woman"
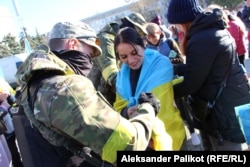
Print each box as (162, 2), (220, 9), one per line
(116, 41), (144, 70)
(113, 27), (187, 151)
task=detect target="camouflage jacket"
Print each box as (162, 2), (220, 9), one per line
(92, 22), (120, 87)
(88, 22), (120, 105)
(15, 45), (156, 164)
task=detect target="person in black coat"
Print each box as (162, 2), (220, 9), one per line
(239, 0), (250, 58)
(167, 0), (250, 150)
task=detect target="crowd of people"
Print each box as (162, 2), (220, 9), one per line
(1, 0), (250, 167)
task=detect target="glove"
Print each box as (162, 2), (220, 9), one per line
(138, 92), (160, 115)
(7, 94), (15, 105)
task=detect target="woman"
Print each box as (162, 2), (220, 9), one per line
(113, 27), (186, 150)
(226, 11), (247, 67)
(146, 23), (184, 65)
(146, 22), (199, 147)
(167, 0), (250, 150)
(150, 15), (172, 39)
(146, 22), (172, 57)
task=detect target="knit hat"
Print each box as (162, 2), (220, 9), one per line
(151, 15), (162, 25)
(167, 0), (203, 24)
(49, 21), (102, 57)
(123, 12), (147, 34)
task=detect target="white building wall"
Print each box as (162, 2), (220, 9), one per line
(81, 0), (207, 33)
(0, 6), (19, 40)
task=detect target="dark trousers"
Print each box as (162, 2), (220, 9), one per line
(6, 134), (23, 167)
(238, 55), (245, 67)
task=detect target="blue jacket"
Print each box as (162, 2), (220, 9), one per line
(146, 36), (171, 57)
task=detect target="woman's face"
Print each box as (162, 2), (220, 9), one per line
(116, 43), (144, 70)
(146, 30), (161, 45)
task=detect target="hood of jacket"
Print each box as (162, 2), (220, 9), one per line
(188, 8), (227, 39)
(15, 45), (75, 87)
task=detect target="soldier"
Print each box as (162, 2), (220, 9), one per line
(87, 22), (120, 105)
(88, 12), (148, 105)
(14, 20), (160, 167)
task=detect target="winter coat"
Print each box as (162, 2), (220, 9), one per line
(88, 23), (120, 104)
(227, 20), (246, 56)
(174, 9), (250, 143)
(94, 23), (120, 87)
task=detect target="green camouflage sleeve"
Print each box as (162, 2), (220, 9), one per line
(93, 24), (119, 87)
(34, 74), (155, 163)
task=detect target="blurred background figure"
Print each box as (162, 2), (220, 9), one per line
(239, 0), (250, 58)
(150, 14), (172, 39)
(0, 78), (23, 167)
(226, 10), (247, 67)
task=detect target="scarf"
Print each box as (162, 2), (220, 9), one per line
(54, 50), (93, 77)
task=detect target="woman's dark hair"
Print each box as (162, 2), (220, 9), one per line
(114, 27), (145, 59)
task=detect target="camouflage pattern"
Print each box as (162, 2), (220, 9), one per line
(49, 21), (102, 57)
(15, 44), (156, 164)
(124, 12), (148, 35)
(93, 22), (120, 86)
(87, 63), (116, 105)
(88, 23), (120, 105)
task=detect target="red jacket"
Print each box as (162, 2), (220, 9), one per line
(227, 20), (247, 56)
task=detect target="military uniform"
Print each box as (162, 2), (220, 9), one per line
(88, 23), (120, 105)
(14, 21), (158, 166)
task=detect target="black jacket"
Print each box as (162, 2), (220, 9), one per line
(174, 9), (250, 143)
(240, 6), (250, 29)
